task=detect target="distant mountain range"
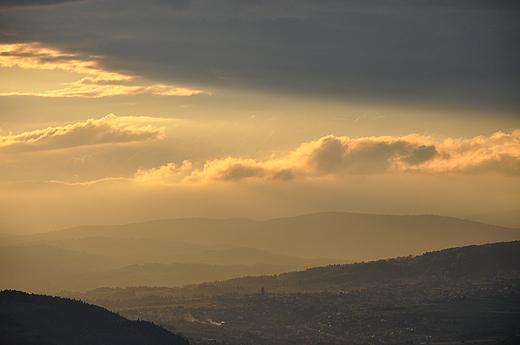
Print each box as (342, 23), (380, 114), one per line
(0, 290), (188, 345)
(3, 212), (518, 260)
(1, 212), (518, 294)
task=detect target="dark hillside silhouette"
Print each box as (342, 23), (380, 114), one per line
(0, 290), (189, 345)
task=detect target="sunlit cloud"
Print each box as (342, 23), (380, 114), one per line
(186, 157), (271, 183)
(0, 114), (165, 152)
(425, 130), (520, 175)
(0, 83), (206, 98)
(135, 131), (520, 185)
(3, 121), (518, 187)
(0, 43), (208, 98)
(135, 160), (193, 185)
(0, 43), (131, 81)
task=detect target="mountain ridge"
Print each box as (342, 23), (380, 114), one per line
(3, 212), (519, 261)
(2, 212), (519, 294)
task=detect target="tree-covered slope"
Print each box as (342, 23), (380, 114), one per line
(0, 290), (189, 345)
(193, 240), (520, 294)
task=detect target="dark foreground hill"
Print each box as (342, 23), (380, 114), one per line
(0, 290), (189, 345)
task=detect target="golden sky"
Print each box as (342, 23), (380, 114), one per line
(1, 1), (519, 234)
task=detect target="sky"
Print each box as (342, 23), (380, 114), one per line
(0, 0), (519, 235)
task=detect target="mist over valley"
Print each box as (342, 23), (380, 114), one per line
(2, 212), (518, 295)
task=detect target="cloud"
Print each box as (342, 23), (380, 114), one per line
(0, 43), (207, 98)
(0, 81), (206, 98)
(0, 43), (131, 81)
(135, 160), (193, 184)
(402, 145), (438, 165)
(135, 130), (520, 185)
(426, 130), (520, 175)
(47, 177), (130, 186)
(0, 2), (518, 109)
(187, 158), (268, 182)
(7, 128), (516, 186)
(0, 114), (165, 153)
(0, 0), (83, 9)
(295, 131), (520, 176)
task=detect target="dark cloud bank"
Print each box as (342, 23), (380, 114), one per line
(1, 0), (519, 110)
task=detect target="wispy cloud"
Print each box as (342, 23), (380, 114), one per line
(0, 43), (131, 80)
(135, 130), (520, 185)
(0, 82), (206, 98)
(0, 114), (165, 152)
(0, 43), (207, 98)
(47, 177), (130, 186)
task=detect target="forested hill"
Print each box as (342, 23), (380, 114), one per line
(0, 290), (189, 345)
(280, 240), (520, 288)
(193, 240), (520, 294)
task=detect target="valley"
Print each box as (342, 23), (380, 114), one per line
(59, 241), (520, 345)
(1, 213), (519, 344)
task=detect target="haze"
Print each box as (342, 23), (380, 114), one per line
(1, 1), (519, 235)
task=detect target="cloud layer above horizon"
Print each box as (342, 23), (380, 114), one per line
(0, 114), (164, 153)
(179, 130), (520, 183)
(2, 115), (519, 186)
